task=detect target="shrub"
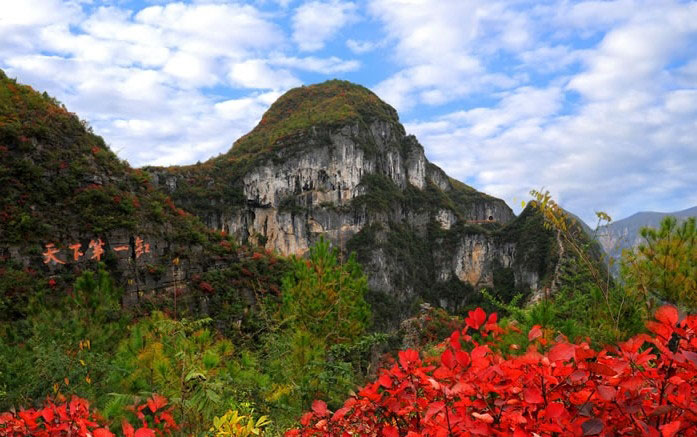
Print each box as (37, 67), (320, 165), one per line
(289, 305), (697, 437)
(0, 395), (176, 437)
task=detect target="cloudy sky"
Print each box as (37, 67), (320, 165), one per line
(1, 0), (696, 224)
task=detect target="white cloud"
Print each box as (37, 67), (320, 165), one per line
(291, 0), (357, 51)
(0, 0), (81, 28)
(215, 91), (281, 121)
(346, 39), (379, 54)
(163, 51), (215, 86)
(228, 59), (300, 89)
(567, 8), (697, 101)
(0, 1), (300, 166)
(367, 0), (533, 111)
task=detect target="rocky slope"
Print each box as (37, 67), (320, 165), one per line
(0, 69), (284, 326)
(148, 80), (560, 314)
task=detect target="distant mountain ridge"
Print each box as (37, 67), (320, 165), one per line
(597, 206), (697, 268)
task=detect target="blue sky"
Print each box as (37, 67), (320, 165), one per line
(1, 0), (697, 224)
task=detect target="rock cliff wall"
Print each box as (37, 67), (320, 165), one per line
(148, 81), (555, 311)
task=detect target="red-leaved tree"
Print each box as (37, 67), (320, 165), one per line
(288, 306), (697, 437)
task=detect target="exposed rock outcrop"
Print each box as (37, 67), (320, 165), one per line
(148, 80), (557, 313)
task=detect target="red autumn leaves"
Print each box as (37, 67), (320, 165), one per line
(288, 305), (697, 437)
(0, 395), (177, 437)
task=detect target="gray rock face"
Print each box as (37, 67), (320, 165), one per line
(150, 119), (549, 309)
(2, 228), (224, 308)
(219, 121), (434, 255)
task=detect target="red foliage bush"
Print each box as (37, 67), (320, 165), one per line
(288, 306), (697, 437)
(0, 395), (177, 437)
(198, 281), (214, 294)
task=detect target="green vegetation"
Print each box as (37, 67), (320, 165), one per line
(622, 216), (697, 311)
(229, 80), (399, 162)
(481, 191), (684, 350)
(0, 239), (381, 435)
(0, 70), (230, 250)
(3, 70), (695, 437)
(0, 266), (128, 407)
(108, 312), (236, 433)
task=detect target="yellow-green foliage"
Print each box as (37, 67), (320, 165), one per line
(110, 312), (235, 434)
(210, 409), (271, 437)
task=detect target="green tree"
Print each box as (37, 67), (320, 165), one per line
(280, 237), (370, 343)
(622, 216), (697, 310)
(0, 266), (128, 409)
(260, 237), (374, 419)
(108, 312), (235, 435)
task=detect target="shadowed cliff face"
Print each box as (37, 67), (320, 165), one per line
(148, 80), (558, 312)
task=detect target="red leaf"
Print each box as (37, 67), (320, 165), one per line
(93, 428), (115, 437)
(441, 349), (455, 369)
(588, 362), (616, 376)
(40, 408), (54, 423)
(331, 407), (350, 422)
(597, 385), (616, 401)
(146, 394), (167, 413)
(312, 400), (328, 417)
(646, 321), (673, 339)
(449, 330), (461, 350)
(655, 306), (678, 326)
(456, 350), (470, 368)
(382, 425), (399, 437)
(122, 421), (135, 437)
(681, 350), (697, 367)
(650, 405), (675, 417)
(524, 387), (544, 404)
(528, 325), (543, 341)
(378, 373), (392, 388)
(424, 401), (445, 422)
(548, 343), (575, 362)
(398, 349), (419, 370)
(466, 308), (487, 330)
(661, 420), (681, 437)
(620, 376), (644, 392)
(472, 412), (494, 424)
(546, 403), (566, 418)
(134, 429), (155, 437)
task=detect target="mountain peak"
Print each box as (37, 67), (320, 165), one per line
(264, 79), (398, 127)
(226, 80), (400, 161)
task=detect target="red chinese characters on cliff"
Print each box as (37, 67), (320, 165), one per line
(42, 237), (150, 265)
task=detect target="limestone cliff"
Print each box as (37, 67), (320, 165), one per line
(148, 80), (559, 313)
